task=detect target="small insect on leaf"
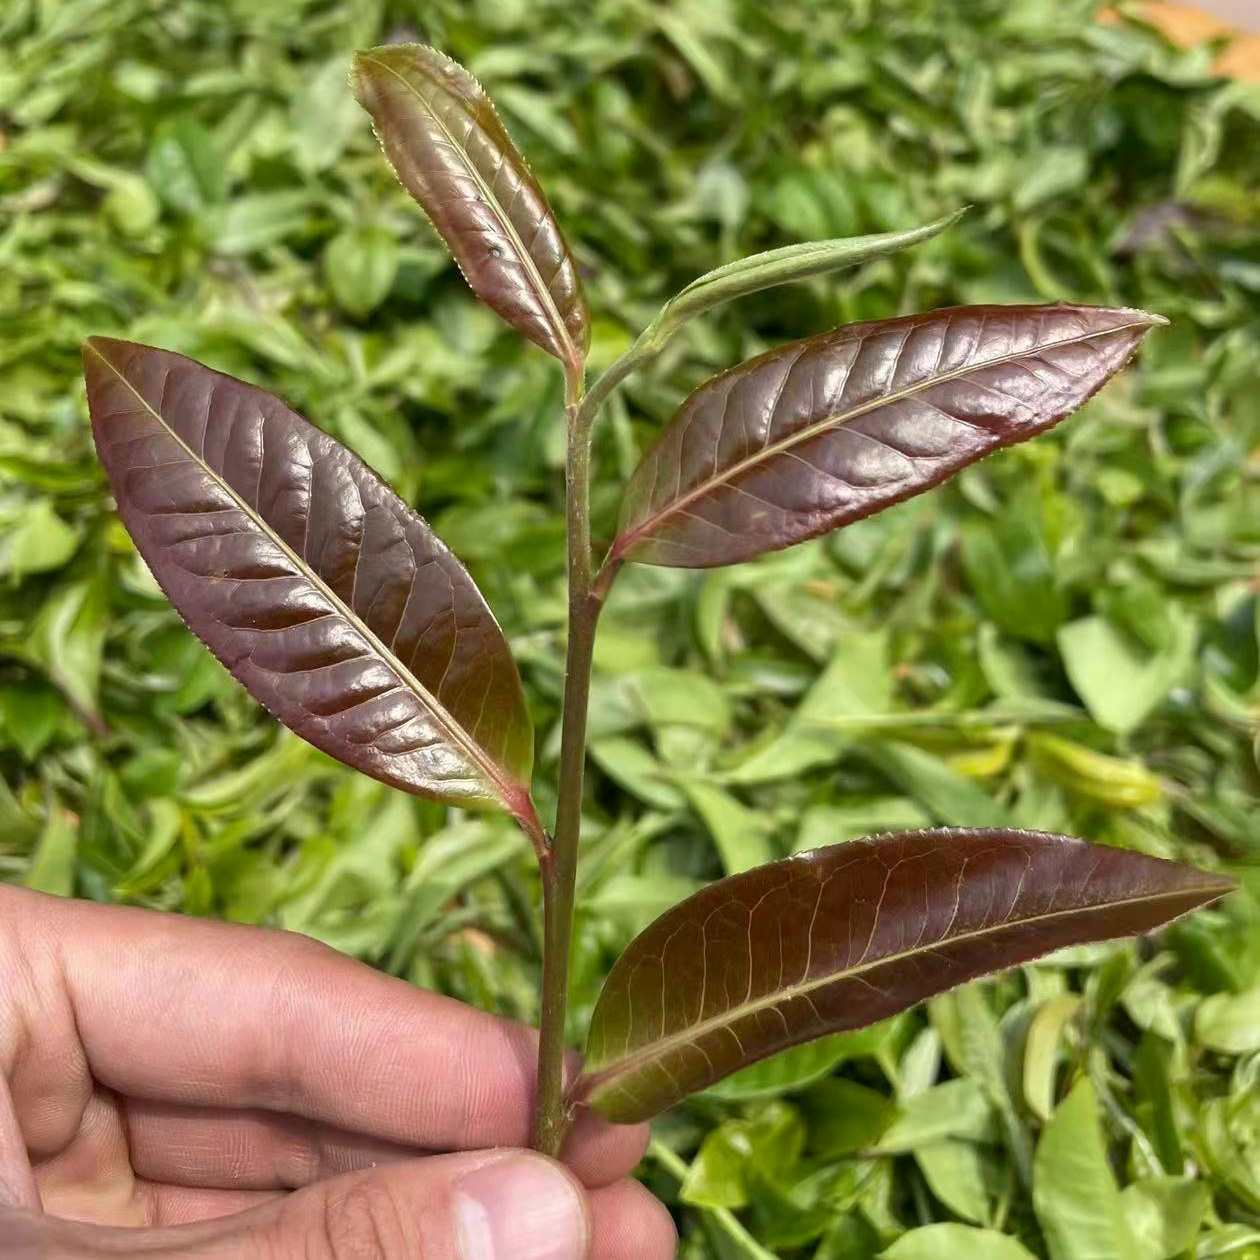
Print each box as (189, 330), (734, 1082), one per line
(352, 44), (588, 375)
(609, 303), (1166, 570)
(575, 828), (1232, 1123)
(83, 338), (540, 838)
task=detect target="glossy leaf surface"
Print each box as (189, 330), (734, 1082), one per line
(577, 829), (1231, 1122)
(611, 304), (1164, 569)
(84, 338), (538, 830)
(352, 44), (588, 372)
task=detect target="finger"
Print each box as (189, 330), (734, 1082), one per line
(8, 1154), (594, 1260)
(0, 1086), (39, 1210)
(221, 1148), (591, 1260)
(125, 1100), (424, 1190)
(6, 886), (643, 1186)
(137, 1181), (279, 1227)
(36, 1165), (277, 1229)
(5, 1162), (674, 1260)
(589, 1179), (678, 1260)
(125, 1097), (647, 1194)
(0, 1208), (48, 1257)
(29, 1094), (278, 1229)
(2, 1188), (282, 1256)
(562, 1110), (649, 1188)
(0, 1204), (237, 1258)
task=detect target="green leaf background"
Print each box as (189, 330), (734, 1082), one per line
(1, 1), (1257, 1256)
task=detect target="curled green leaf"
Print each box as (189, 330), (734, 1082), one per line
(576, 211), (967, 431)
(649, 208), (966, 341)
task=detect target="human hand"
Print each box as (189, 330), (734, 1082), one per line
(0, 885), (676, 1259)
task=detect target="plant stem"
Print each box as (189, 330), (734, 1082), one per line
(571, 323), (664, 440)
(533, 369), (607, 1157)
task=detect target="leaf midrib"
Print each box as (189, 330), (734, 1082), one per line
(614, 315), (1154, 558)
(579, 879), (1216, 1099)
(362, 51), (578, 370)
(90, 342), (519, 809)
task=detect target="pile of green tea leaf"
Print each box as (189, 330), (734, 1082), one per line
(1, 0), (1257, 1256)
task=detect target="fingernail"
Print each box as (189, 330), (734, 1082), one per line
(454, 1154), (587, 1260)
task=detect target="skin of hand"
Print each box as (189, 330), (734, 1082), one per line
(0, 884), (677, 1260)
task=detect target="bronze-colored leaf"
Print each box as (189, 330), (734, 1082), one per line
(577, 829), (1231, 1122)
(610, 304), (1164, 569)
(84, 337), (539, 835)
(352, 44), (588, 373)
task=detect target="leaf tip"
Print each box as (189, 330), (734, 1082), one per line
(1106, 305), (1169, 330)
(351, 41), (447, 78)
(349, 43), (429, 103)
(350, 42), (401, 65)
(82, 335), (132, 374)
(348, 47), (384, 102)
(1192, 868), (1238, 902)
(907, 206), (969, 242)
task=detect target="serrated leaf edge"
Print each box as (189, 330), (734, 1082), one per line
(352, 46), (584, 375)
(611, 308), (1166, 565)
(85, 338), (538, 829)
(575, 827), (1229, 1105)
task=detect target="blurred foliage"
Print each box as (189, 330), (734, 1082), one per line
(2, 0), (1259, 1255)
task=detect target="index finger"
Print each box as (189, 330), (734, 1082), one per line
(2, 888), (644, 1177)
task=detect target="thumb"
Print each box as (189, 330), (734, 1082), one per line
(229, 1148), (592, 1260)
